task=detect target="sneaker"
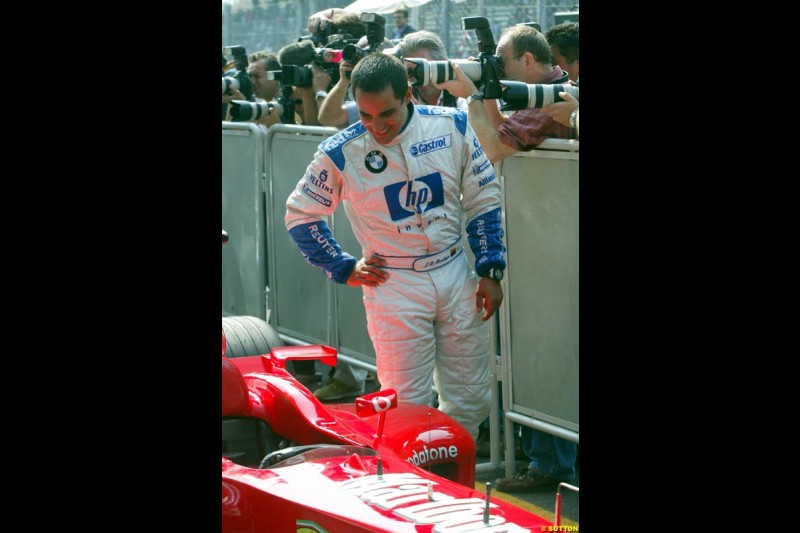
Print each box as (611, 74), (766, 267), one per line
(314, 378), (365, 401)
(494, 466), (564, 493)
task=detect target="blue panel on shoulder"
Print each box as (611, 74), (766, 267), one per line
(319, 123), (366, 171)
(416, 105), (466, 136)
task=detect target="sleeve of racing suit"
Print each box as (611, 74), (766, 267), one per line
(460, 121), (506, 276)
(285, 148), (357, 284)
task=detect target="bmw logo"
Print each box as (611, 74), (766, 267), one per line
(365, 150), (387, 174)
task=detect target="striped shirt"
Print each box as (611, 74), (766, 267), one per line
(498, 67), (575, 151)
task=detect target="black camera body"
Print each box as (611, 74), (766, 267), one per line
(340, 12), (386, 70)
(460, 17), (503, 99)
(222, 45), (255, 101)
(275, 84), (297, 124)
(281, 65), (314, 89)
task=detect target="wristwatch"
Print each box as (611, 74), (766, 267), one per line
(467, 92), (484, 106)
(569, 107), (579, 129)
(315, 90), (329, 100)
(481, 268), (504, 282)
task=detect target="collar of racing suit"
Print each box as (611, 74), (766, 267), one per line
(395, 100), (416, 143)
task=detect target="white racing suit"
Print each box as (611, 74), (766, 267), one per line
(285, 103), (505, 438)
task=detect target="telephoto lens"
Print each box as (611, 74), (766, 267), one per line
(403, 58), (482, 86)
(283, 65), (314, 88)
(341, 44), (368, 64)
(228, 100), (283, 121)
(222, 76), (240, 95)
(498, 81), (579, 110)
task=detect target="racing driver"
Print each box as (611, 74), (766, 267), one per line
(285, 53), (505, 439)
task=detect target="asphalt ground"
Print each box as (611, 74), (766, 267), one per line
(301, 364), (580, 528)
(475, 461), (579, 527)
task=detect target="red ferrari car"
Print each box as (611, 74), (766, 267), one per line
(222, 332), (553, 532)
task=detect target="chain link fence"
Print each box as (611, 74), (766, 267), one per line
(222, 0), (578, 59)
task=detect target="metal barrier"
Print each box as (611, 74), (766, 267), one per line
(223, 122), (579, 467)
(222, 122), (269, 319)
(264, 124), (376, 371)
(496, 139), (579, 473)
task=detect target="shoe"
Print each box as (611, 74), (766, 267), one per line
(494, 466), (564, 493)
(314, 378), (365, 401)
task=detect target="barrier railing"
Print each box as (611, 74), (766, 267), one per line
(223, 123), (579, 469)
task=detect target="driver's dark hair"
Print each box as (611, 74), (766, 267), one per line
(350, 53), (408, 101)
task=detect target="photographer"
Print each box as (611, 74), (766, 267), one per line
(388, 6), (416, 40)
(436, 24), (574, 163)
(248, 51), (281, 102)
(246, 51), (283, 127)
(317, 36), (397, 129)
(317, 59), (358, 129)
(402, 30), (467, 111)
(545, 22), (579, 83)
(437, 24), (577, 493)
(315, 11), (395, 129)
(277, 40), (325, 126)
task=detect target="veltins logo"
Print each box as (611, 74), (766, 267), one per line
(383, 173), (444, 221)
(410, 134), (451, 157)
(364, 150), (387, 173)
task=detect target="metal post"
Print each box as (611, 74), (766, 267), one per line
(223, 3), (232, 47)
(441, 0), (450, 55)
(537, 0), (544, 29)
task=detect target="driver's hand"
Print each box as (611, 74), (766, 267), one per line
(347, 255), (390, 287)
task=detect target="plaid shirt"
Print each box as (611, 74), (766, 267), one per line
(497, 67), (575, 151)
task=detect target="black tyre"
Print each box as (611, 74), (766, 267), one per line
(222, 315), (283, 358)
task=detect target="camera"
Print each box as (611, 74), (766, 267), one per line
(228, 99), (283, 122)
(498, 81), (579, 110)
(222, 76), (240, 94)
(341, 43), (367, 64)
(222, 45), (254, 101)
(282, 64), (314, 88)
(311, 46), (346, 86)
(402, 17), (503, 98)
(459, 17), (503, 99)
(340, 12), (386, 68)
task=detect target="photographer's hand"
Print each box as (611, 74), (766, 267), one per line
(318, 62), (354, 128)
(435, 62), (479, 99)
(222, 86), (246, 105)
(311, 65), (331, 94)
(542, 92), (578, 129)
(308, 8), (347, 34)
